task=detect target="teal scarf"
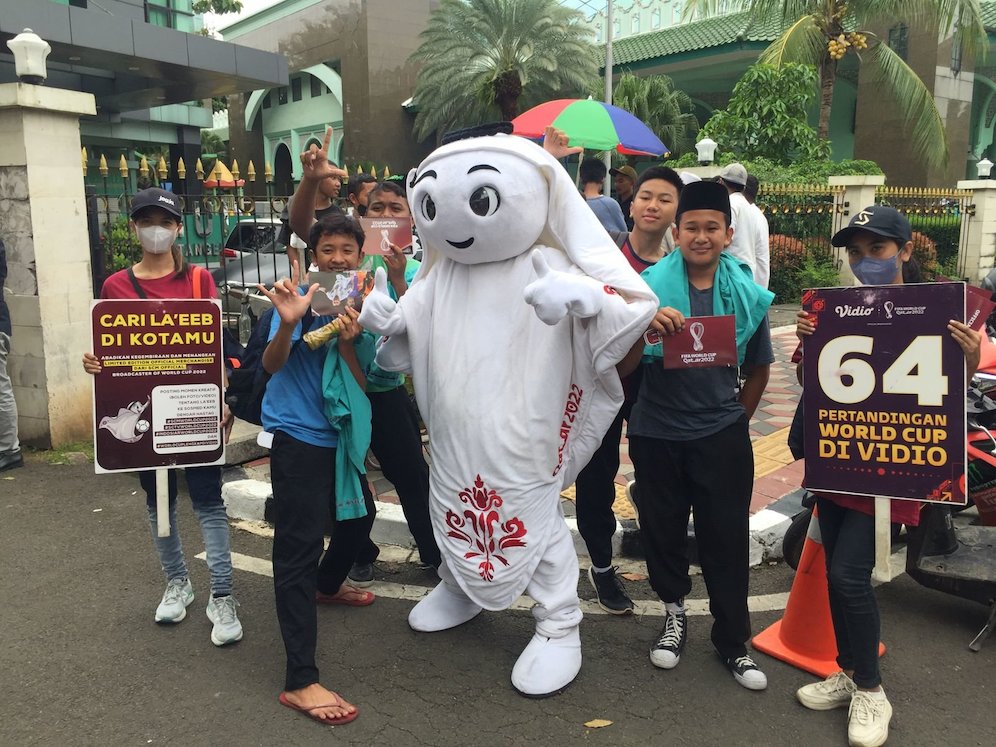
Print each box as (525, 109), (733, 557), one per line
(641, 251), (774, 365)
(321, 333), (376, 520)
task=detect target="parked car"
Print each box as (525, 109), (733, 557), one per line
(222, 216), (285, 262)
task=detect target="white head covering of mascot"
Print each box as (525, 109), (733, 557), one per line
(359, 124), (658, 697)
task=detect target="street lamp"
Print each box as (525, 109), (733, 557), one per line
(978, 158), (993, 179)
(695, 137), (717, 166)
(6, 29), (51, 85)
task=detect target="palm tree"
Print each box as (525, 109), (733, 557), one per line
(410, 0), (598, 142)
(685, 1), (987, 169)
(610, 72), (700, 157)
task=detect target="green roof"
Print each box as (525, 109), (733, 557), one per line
(605, 10), (786, 67)
(983, 0), (996, 30)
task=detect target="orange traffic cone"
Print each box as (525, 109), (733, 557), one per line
(753, 508), (885, 677)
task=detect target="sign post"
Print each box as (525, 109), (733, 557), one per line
(801, 283), (968, 578)
(90, 299), (226, 536)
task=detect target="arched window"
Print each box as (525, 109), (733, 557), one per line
(651, 9), (661, 29)
(595, 23), (603, 42)
(632, 15), (640, 34)
(613, 18), (620, 38)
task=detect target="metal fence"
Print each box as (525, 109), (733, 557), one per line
(83, 153), (324, 341)
(755, 182), (845, 302)
(874, 186), (975, 279)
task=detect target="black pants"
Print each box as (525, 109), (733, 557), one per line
(816, 497), (882, 688)
(270, 430), (376, 691)
(629, 418), (754, 659)
(575, 401), (631, 568)
(356, 385), (440, 567)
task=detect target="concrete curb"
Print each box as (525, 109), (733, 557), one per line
(222, 478), (806, 568)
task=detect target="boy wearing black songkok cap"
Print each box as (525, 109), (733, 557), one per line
(618, 181), (775, 690)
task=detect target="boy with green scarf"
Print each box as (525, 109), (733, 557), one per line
(618, 180), (774, 691)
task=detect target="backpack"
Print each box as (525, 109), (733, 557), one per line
(225, 307), (314, 425)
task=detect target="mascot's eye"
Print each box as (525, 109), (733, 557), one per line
(469, 186), (500, 217)
(421, 193), (436, 221)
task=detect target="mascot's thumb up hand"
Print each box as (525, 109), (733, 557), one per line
(358, 267), (406, 337)
(525, 249), (606, 326)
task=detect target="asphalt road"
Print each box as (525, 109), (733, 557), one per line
(2, 459), (993, 746)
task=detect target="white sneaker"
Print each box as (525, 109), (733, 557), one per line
(797, 671), (857, 711)
(205, 595), (244, 646)
(848, 690), (892, 747)
(155, 578), (193, 623)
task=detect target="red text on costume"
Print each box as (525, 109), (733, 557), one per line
(553, 384), (584, 476)
(445, 475), (527, 582)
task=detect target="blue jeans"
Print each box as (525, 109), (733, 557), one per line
(0, 332), (19, 454)
(139, 466), (233, 597)
(816, 497), (881, 688)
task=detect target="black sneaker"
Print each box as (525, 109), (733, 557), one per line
(347, 562), (374, 588)
(650, 609), (687, 669)
(0, 448), (23, 472)
(588, 566), (634, 615)
(723, 652), (768, 691)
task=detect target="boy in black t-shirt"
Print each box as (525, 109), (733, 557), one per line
(618, 181), (774, 690)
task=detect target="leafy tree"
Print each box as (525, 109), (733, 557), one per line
(700, 63), (829, 163)
(610, 72), (699, 157)
(200, 130), (228, 163)
(193, 1), (243, 14)
(410, 0), (597, 142)
(685, 1), (987, 169)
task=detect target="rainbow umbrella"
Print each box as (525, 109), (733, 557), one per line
(512, 98), (669, 157)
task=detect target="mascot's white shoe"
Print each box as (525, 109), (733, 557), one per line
(510, 627), (582, 698)
(408, 581), (483, 632)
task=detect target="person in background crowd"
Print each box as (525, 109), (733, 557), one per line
(743, 175), (770, 289)
(82, 188), (243, 647)
(575, 166), (683, 615)
(0, 237), (21, 472)
(581, 157), (628, 233)
(717, 163), (763, 284)
(346, 173), (378, 217)
(611, 165), (638, 231)
(282, 129), (348, 268)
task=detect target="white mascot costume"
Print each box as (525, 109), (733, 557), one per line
(359, 129), (658, 696)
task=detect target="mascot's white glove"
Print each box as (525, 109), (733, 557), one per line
(358, 267), (407, 337)
(524, 249), (607, 326)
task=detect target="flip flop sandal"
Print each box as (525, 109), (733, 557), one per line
(278, 692), (359, 725)
(315, 589), (375, 606)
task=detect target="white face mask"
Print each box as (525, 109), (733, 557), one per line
(136, 225), (177, 254)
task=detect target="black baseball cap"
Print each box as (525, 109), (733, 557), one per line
(130, 187), (183, 219)
(831, 205), (912, 247)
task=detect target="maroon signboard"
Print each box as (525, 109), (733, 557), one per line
(91, 299), (225, 474)
(658, 314), (737, 369)
(802, 283), (966, 504)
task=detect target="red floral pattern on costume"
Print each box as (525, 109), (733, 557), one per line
(444, 475), (527, 582)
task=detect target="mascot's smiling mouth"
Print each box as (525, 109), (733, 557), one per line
(447, 237), (475, 249)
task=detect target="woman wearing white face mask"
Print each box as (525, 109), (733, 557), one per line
(81, 188), (243, 647)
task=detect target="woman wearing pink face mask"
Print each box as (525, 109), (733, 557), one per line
(81, 188), (243, 647)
